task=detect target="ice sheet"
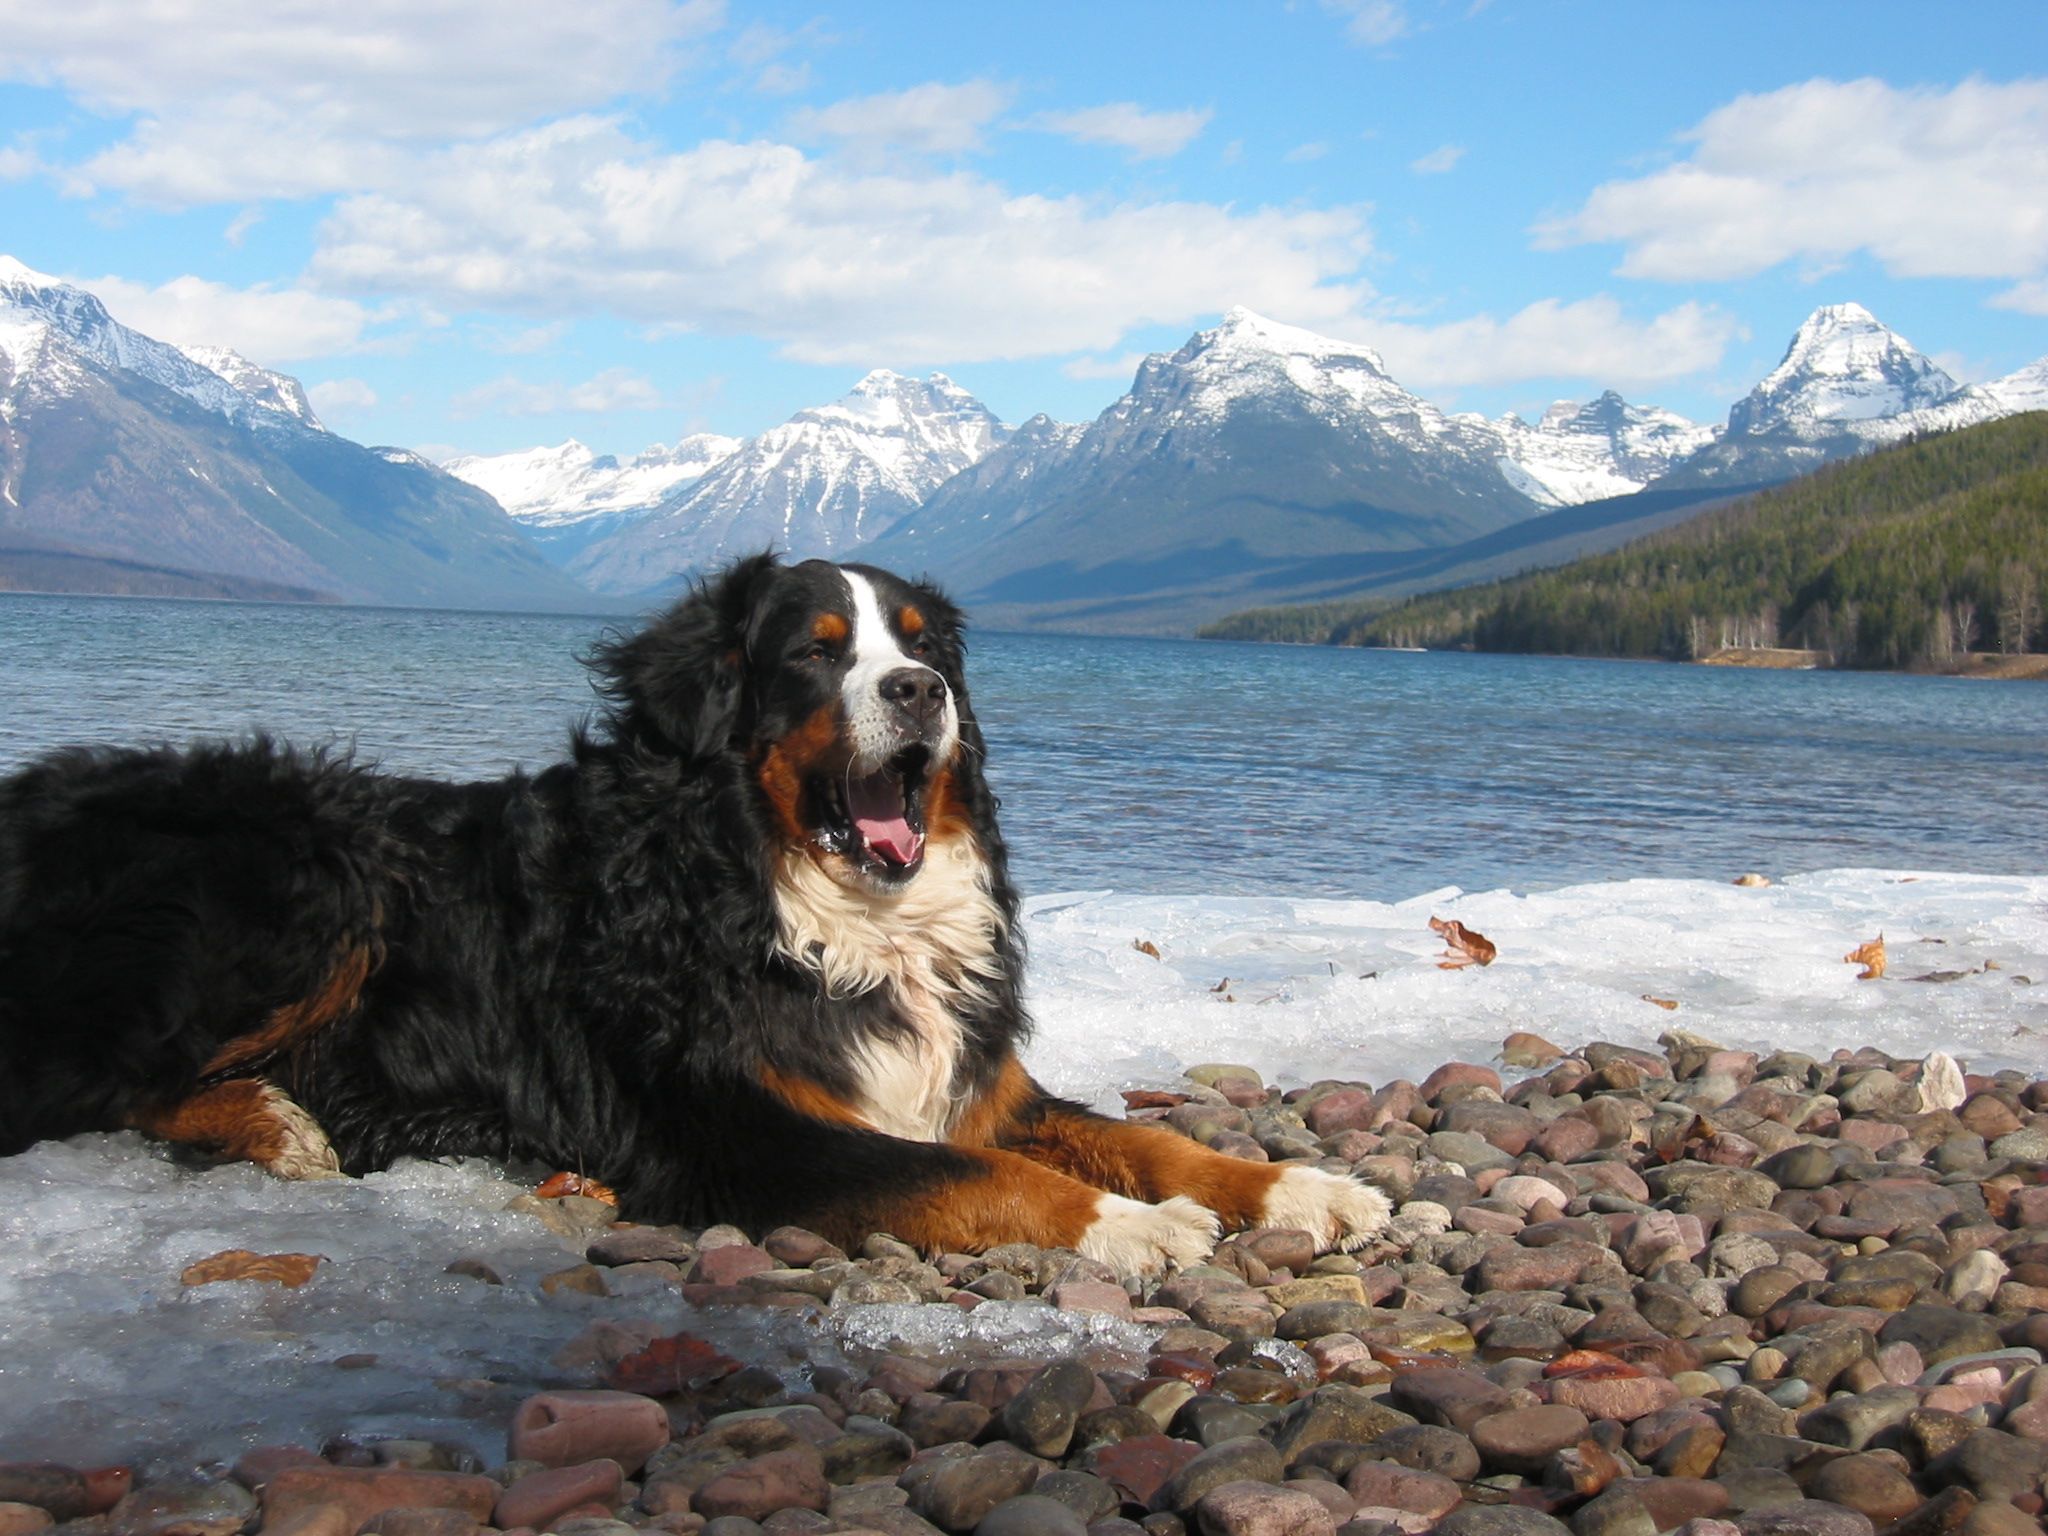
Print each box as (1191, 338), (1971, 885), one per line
(1, 869), (2040, 1468)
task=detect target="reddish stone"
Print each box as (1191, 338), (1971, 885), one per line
(1344, 1463), (1460, 1518)
(1385, 1367), (1512, 1432)
(1470, 1406), (1591, 1476)
(1612, 1477), (1729, 1529)
(0, 1469), (85, 1523)
(1304, 1089), (1373, 1138)
(685, 1244), (775, 1286)
(1195, 1481), (1339, 1536)
(234, 1449), (325, 1492)
(260, 1469), (499, 1532)
(0, 1505), (53, 1536)
(1082, 1435), (1203, 1508)
(1533, 1118), (1600, 1164)
(691, 1447), (827, 1522)
(1150, 1352), (1221, 1390)
(493, 1462), (622, 1531)
(1541, 1374), (1684, 1423)
(1420, 1062), (1502, 1102)
(1551, 1438), (1625, 1497)
(506, 1391), (671, 1474)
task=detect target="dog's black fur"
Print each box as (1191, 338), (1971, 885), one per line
(0, 554), (1030, 1239)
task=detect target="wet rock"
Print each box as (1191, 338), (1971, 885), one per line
(106, 1477), (256, 1536)
(1002, 1360), (1100, 1459)
(973, 1494), (1089, 1536)
(1340, 1464), (1458, 1520)
(1878, 1308), (2006, 1367)
(1922, 1430), (2048, 1503)
(1431, 1508), (1572, 1536)
(1802, 1454), (1917, 1525)
(1192, 1479), (1336, 1536)
(1157, 1440), (1285, 1514)
(908, 1450), (1042, 1533)
(1732, 1500), (1874, 1536)
(1471, 1406), (1592, 1476)
(261, 1469), (499, 1532)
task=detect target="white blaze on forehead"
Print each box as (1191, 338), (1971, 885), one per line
(838, 566), (958, 767)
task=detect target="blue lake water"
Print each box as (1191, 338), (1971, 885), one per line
(2, 591), (2044, 901)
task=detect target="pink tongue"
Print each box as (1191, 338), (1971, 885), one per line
(848, 772), (924, 865)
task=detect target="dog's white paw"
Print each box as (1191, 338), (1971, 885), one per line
(1077, 1193), (1221, 1275)
(255, 1083), (346, 1182)
(1258, 1165), (1391, 1252)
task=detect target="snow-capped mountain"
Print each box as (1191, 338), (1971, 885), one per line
(862, 307), (1542, 630)
(0, 256), (584, 608)
(445, 433), (739, 527)
(1486, 392), (1718, 507)
(443, 433), (740, 560)
(179, 344), (324, 429)
(1655, 303), (1971, 488)
(571, 370), (1007, 595)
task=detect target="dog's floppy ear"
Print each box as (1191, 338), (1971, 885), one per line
(589, 552), (778, 758)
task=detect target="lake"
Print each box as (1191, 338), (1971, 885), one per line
(3, 591), (2043, 900)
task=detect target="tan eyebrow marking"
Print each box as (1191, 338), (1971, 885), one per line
(812, 612), (849, 643)
(897, 605), (925, 637)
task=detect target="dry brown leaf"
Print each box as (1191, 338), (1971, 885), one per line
(1132, 939), (1162, 960)
(1732, 872), (1771, 887)
(1642, 995), (1680, 1011)
(1844, 936), (1886, 981)
(1210, 977), (1230, 993)
(535, 1171), (619, 1205)
(181, 1249), (324, 1288)
(1430, 915), (1497, 969)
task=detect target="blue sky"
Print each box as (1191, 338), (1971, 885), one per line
(2, 1), (2044, 461)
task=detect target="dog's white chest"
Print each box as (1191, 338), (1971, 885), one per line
(846, 977), (963, 1142)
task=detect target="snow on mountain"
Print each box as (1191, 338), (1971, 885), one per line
(570, 370), (1007, 595)
(1486, 392), (1719, 507)
(1654, 303), (1984, 489)
(1729, 302), (1959, 438)
(1898, 354), (2048, 438)
(444, 434), (740, 529)
(0, 257), (277, 429)
(180, 344), (324, 430)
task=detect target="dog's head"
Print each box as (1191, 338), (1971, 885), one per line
(592, 553), (982, 891)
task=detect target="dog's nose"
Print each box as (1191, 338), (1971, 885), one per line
(879, 666), (947, 721)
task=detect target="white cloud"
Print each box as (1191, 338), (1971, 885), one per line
(1539, 76), (2048, 287)
(222, 208), (263, 247)
(1034, 103), (1212, 161)
(1323, 0), (1409, 46)
(81, 272), (383, 363)
(2, 0), (724, 203)
(1991, 278), (2048, 316)
(1368, 296), (1742, 390)
(479, 320), (572, 356)
(309, 117), (1376, 366)
(790, 81), (1013, 156)
(307, 378), (378, 416)
(452, 367), (668, 417)
(1285, 141), (1330, 164)
(1410, 143), (1465, 175)
(1061, 352), (1149, 382)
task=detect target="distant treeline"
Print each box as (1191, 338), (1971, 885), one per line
(1201, 412), (2048, 669)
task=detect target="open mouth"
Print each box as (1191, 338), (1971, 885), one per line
(821, 745), (930, 879)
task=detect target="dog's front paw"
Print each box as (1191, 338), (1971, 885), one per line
(1077, 1193), (1221, 1276)
(1258, 1165), (1391, 1252)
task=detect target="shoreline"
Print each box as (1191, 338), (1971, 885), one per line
(3, 1028), (2046, 1536)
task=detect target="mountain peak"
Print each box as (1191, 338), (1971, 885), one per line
(1738, 302), (1958, 432)
(0, 254), (65, 292)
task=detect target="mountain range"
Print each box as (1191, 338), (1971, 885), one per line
(0, 257), (587, 609)
(7, 249), (2046, 630)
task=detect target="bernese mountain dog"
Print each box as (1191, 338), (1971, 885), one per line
(0, 555), (1387, 1272)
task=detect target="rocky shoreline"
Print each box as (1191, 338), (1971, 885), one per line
(5, 1030), (2048, 1536)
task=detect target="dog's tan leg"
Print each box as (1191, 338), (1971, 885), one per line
(957, 1058), (1389, 1253)
(131, 1078), (344, 1181)
(856, 1144), (1219, 1274)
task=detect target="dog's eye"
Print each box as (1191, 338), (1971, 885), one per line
(909, 637), (932, 658)
(802, 641), (837, 663)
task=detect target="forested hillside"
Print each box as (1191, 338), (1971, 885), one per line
(1203, 414), (2048, 670)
